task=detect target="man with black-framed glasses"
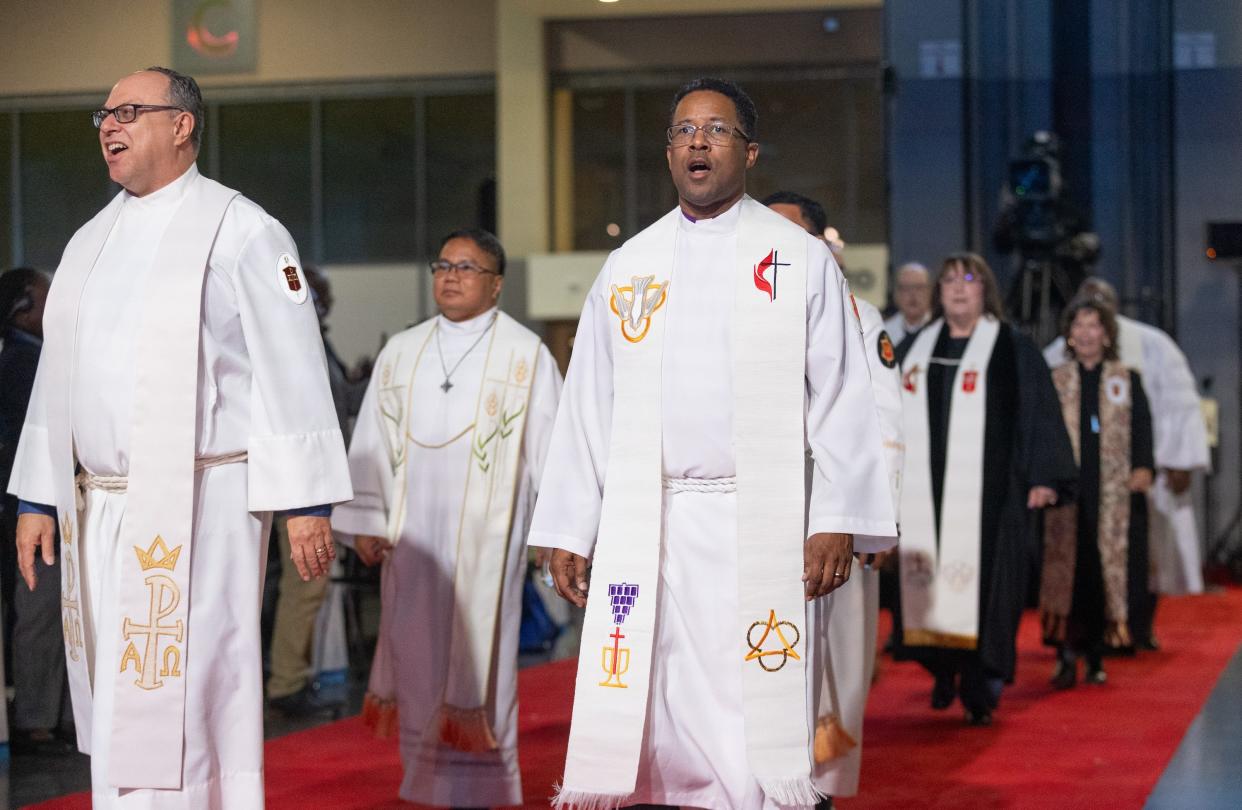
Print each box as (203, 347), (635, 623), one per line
(7, 67), (352, 808)
(333, 227), (562, 808)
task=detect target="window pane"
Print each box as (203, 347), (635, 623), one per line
(425, 94), (496, 250)
(20, 110), (117, 268)
(217, 102), (313, 256)
(570, 90), (626, 250)
(322, 97), (417, 262)
(746, 79), (886, 244)
(635, 86), (681, 233)
(0, 114), (11, 266)
(635, 78), (887, 244)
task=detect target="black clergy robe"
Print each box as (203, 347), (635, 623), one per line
(1070, 366), (1154, 651)
(893, 321), (1077, 681)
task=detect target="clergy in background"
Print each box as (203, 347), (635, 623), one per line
(765, 191), (905, 801)
(893, 252), (1075, 726)
(885, 262), (933, 345)
(1041, 296), (1153, 688)
(532, 78), (897, 810)
(332, 228), (561, 808)
(1044, 278), (1210, 648)
(8, 67), (351, 808)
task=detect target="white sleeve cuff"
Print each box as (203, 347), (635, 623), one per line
(248, 429), (353, 512)
(526, 530), (596, 559)
(6, 425), (57, 505)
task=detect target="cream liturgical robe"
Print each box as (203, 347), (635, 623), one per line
(8, 165), (352, 808)
(1045, 315), (1211, 593)
(332, 307), (561, 807)
(812, 297), (903, 800)
(529, 199), (897, 810)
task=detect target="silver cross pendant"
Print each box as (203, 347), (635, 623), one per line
(440, 379), (453, 393)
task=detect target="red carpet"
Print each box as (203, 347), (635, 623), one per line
(29, 589), (1242, 809)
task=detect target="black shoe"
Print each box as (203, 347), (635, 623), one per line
(10, 729), (76, 756)
(963, 707), (993, 727)
(1051, 659), (1077, 690)
(1085, 663), (1107, 685)
(1137, 637), (1160, 652)
(931, 673), (957, 710)
(269, 685), (341, 718)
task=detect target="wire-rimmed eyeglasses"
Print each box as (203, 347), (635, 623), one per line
(666, 122), (751, 147)
(429, 259), (499, 277)
(91, 104), (185, 129)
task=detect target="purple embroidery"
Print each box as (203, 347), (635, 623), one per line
(608, 583), (639, 625)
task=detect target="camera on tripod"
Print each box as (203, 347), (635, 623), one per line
(995, 131), (1100, 341)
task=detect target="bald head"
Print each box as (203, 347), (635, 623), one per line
(894, 262), (932, 325)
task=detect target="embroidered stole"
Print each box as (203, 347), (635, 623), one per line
(556, 198), (815, 808)
(1040, 361), (1132, 643)
(898, 316), (1001, 649)
(42, 176), (239, 789)
(360, 313), (540, 751)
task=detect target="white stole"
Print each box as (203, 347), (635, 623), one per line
(898, 316), (1000, 649)
(556, 198), (816, 808)
(42, 176), (239, 789)
(361, 312), (540, 751)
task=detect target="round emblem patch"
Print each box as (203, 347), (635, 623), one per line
(1105, 374), (1129, 405)
(877, 330), (896, 368)
(276, 253), (308, 305)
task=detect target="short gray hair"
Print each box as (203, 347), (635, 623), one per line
(144, 66), (204, 151)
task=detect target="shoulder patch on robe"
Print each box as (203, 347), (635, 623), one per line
(276, 253), (308, 305)
(877, 330), (896, 368)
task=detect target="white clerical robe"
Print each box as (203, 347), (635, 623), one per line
(1045, 314), (1210, 593)
(529, 201), (897, 810)
(883, 311), (930, 346)
(332, 307), (561, 807)
(8, 164), (351, 808)
(812, 297), (903, 799)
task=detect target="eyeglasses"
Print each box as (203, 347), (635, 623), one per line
(429, 259), (499, 276)
(666, 122), (750, 147)
(939, 271), (980, 286)
(91, 104), (185, 129)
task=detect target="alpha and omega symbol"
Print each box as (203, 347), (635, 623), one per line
(609, 275), (668, 343)
(119, 536), (186, 690)
(745, 609), (802, 672)
(905, 551), (935, 587)
(599, 582), (639, 688)
(753, 249), (791, 302)
(943, 561), (976, 593)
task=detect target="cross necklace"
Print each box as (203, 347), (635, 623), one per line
(434, 312), (497, 393)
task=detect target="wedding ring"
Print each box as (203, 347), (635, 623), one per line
(832, 572), (844, 578)
(315, 547), (328, 557)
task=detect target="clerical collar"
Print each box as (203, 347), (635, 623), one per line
(439, 306), (499, 335)
(124, 163), (199, 210)
(677, 195), (745, 235)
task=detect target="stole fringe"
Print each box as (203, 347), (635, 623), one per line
(550, 783), (630, 810)
(434, 703), (499, 753)
(361, 692), (398, 739)
(760, 776), (827, 808)
(813, 713), (859, 764)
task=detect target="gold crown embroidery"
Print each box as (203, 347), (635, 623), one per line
(134, 536), (183, 572)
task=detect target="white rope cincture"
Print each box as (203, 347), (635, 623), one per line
(74, 450), (249, 508)
(662, 475), (738, 494)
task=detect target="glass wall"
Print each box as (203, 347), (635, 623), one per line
(559, 70), (887, 251)
(1, 83), (495, 269)
(0, 114), (11, 267)
(19, 110), (117, 269)
(323, 97), (418, 263)
(217, 102), (315, 253)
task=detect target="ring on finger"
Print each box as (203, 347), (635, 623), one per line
(832, 572), (845, 578)
(315, 546), (328, 557)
